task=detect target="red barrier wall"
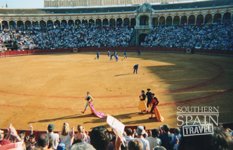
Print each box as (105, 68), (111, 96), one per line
(1, 47), (233, 58)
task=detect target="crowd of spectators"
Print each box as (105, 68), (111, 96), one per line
(0, 23), (133, 50)
(0, 123), (233, 150)
(0, 29), (36, 51)
(142, 23), (233, 51)
(1, 22), (233, 52)
(33, 24), (133, 49)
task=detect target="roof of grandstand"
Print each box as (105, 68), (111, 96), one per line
(0, 0), (232, 15)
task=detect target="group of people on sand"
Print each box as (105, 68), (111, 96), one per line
(138, 89), (164, 122)
(96, 50), (128, 62)
(81, 89), (163, 122)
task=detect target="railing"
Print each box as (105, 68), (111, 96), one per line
(0, 47), (233, 58)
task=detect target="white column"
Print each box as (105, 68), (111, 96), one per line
(221, 13), (224, 24)
(172, 16), (174, 25)
(203, 14), (205, 24)
(149, 15), (152, 28)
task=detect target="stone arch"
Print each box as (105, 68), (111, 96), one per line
(9, 21), (17, 29)
(196, 14), (204, 25)
(82, 19), (88, 25)
(166, 16), (172, 26)
(213, 13), (221, 23)
(68, 20), (74, 26)
(75, 19), (81, 26)
(2, 21), (9, 29)
(47, 20), (53, 29)
(54, 20), (60, 28)
(205, 14), (212, 24)
(123, 18), (130, 27)
(96, 19), (101, 27)
(223, 12), (231, 23)
(40, 20), (46, 30)
(89, 19), (95, 26)
(17, 20), (24, 29)
(173, 16), (180, 25)
(110, 18), (115, 27)
(181, 16), (187, 25)
(159, 16), (165, 25)
(103, 18), (108, 26)
(25, 21), (32, 30)
(116, 18), (123, 27)
(188, 15), (195, 25)
(61, 20), (67, 27)
(32, 21), (39, 29)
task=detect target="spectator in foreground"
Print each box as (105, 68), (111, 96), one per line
(124, 128), (134, 146)
(0, 129), (11, 146)
(47, 124), (59, 150)
(159, 124), (174, 150)
(74, 125), (90, 144)
(153, 146), (167, 150)
(57, 143), (66, 150)
(128, 139), (144, 150)
(59, 122), (74, 150)
(172, 128), (181, 150)
(35, 133), (50, 150)
(89, 126), (113, 150)
(146, 128), (161, 149)
(71, 132), (95, 150)
(26, 134), (37, 150)
(135, 126), (150, 150)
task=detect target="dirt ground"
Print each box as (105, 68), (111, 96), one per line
(0, 52), (233, 131)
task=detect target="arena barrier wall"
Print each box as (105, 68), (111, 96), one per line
(1, 122), (232, 143)
(1, 47), (233, 58)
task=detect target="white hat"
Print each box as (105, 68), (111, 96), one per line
(136, 126), (146, 135)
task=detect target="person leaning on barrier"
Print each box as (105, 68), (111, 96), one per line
(89, 126), (113, 150)
(128, 139), (144, 150)
(47, 124), (59, 150)
(0, 129), (11, 146)
(35, 133), (50, 150)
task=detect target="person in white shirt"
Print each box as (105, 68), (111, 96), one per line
(135, 126), (150, 150)
(124, 128), (134, 147)
(47, 124), (59, 149)
(146, 129), (161, 149)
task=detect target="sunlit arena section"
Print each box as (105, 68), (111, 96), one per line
(1, 53), (233, 130)
(0, 0), (233, 150)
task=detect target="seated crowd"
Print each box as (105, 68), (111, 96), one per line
(0, 123), (233, 150)
(142, 23), (233, 51)
(0, 22), (233, 51)
(0, 23), (133, 50)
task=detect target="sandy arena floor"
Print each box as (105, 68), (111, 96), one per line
(0, 52), (233, 131)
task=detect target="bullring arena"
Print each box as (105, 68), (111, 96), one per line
(1, 0), (233, 149)
(0, 50), (233, 131)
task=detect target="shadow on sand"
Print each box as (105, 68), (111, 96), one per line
(28, 113), (94, 124)
(114, 73), (132, 77)
(28, 112), (155, 126)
